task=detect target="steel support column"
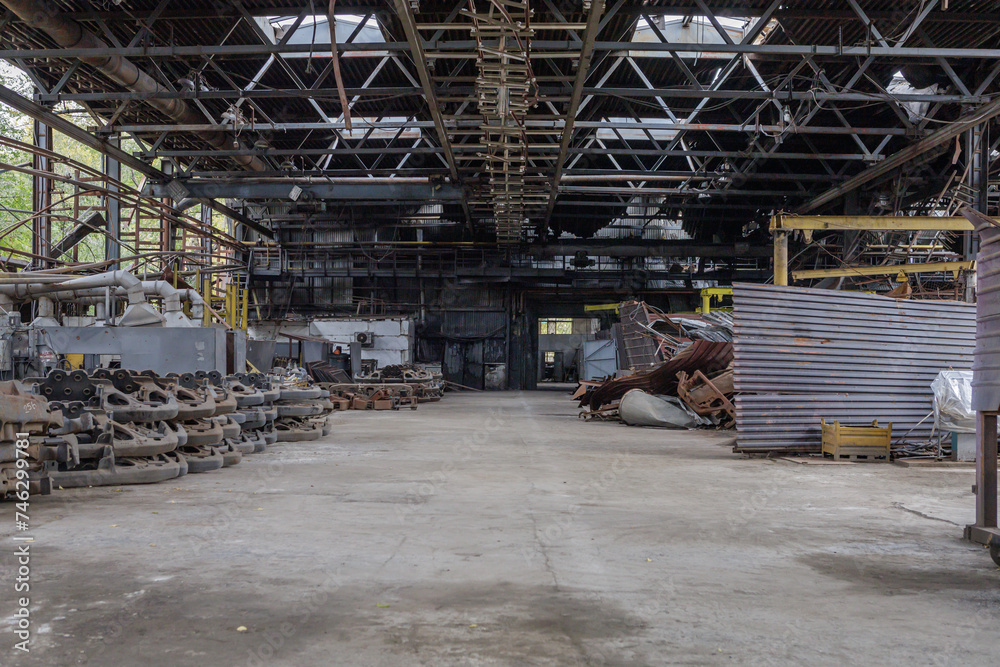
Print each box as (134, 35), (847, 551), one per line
(773, 231), (788, 286)
(103, 134), (121, 264)
(964, 122), (989, 300)
(972, 411), (998, 532)
(31, 118), (52, 267)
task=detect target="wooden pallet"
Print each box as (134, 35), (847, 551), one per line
(824, 447), (889, 462)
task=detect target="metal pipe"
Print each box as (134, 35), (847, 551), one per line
(0, 0), (266, 172)
(0, 274), (81, 284)
(55, 270), (143, 305)
(49, 270), (163, 327)
(139, 281), (205, 321)
(41, 282), (204, 325)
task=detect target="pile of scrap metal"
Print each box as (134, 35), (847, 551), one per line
(614, 300), (734, 363)
(305, 361), (352, 384)
(319, 383), (422, 410)
(0, 367), (336, 496)
(644, 311), (735, 356)
(576, 340), (735, 428)
(315, 363), (443, 410)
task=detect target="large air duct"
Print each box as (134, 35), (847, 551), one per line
(2, 0), (266, 172)
(31, 296), (60, 328)
(37, 271), (163, 327)
(0, 273), (207, 327)
(139, 281), (204, 327)
(25, 281), (204, 328)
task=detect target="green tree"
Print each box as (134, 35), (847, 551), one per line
(0, 62), (33, 258)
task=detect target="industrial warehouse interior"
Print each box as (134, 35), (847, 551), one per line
(0, 0), (999, 664)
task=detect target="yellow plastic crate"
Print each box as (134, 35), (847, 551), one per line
(821, 419), (892, 462)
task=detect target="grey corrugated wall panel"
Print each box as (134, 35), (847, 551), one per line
(733, 284), (975, 453)
(972, 214), (1000, 410)
(441, 311), (506, 338)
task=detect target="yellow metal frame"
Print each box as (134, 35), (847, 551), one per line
(770, 213), (982, 285)
(770, 214), (974, 232)
(792, 260), (975, 280)
(698, 287), (732, 314)
(222, 283), (249, 330)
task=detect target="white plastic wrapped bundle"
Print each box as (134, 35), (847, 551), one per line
(931, 370), (975, 434)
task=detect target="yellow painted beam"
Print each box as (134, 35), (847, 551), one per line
(699, 287), (733, 314)
(771, 214), (974, 232)
(774, 231), (788, 286)
(584, 303), (620, 312)
(792, 261), (975, 280)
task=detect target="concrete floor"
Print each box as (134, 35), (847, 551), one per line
(2, 390), (998, 666)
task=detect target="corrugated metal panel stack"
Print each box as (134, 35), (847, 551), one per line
(968, 208), (1000, 412)
(732, 284), (975, 454)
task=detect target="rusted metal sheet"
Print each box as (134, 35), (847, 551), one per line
(733, 284), (975, 453)
(584, 340), (732, 410)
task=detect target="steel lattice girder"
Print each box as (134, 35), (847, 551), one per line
(0, 0), (998, 241)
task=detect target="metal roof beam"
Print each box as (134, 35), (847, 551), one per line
(391, 0), (468, 227)
(771, 215), (973, 232)
(148, 180), (464, 201)
(798, 96), (1000, 213)
(42, 6), (1000, 23)
(530, 240), (771, 259)
(109, 120), (918, 136)
(0, 83), (274, 239)
(8, 41), (1000, 59)
(542, 0), (605, 231)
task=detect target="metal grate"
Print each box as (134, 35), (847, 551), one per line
(732, 283), (975, 453)
(617, 301), (661, 370)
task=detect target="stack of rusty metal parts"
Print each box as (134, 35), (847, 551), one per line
(28, 368), (190, 487)
(0, 367), (336, 492)
(21, 369), (248, 486)
(577, 340), (735, 426)
(0, 381), (70, 498)
(265, 367), (336, 441)
(272, 382), (334, 442)
(317, 364), (443, 411)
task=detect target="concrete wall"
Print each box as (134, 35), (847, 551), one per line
(251, 318), (413, 369)
(538, 333), (595, 382)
